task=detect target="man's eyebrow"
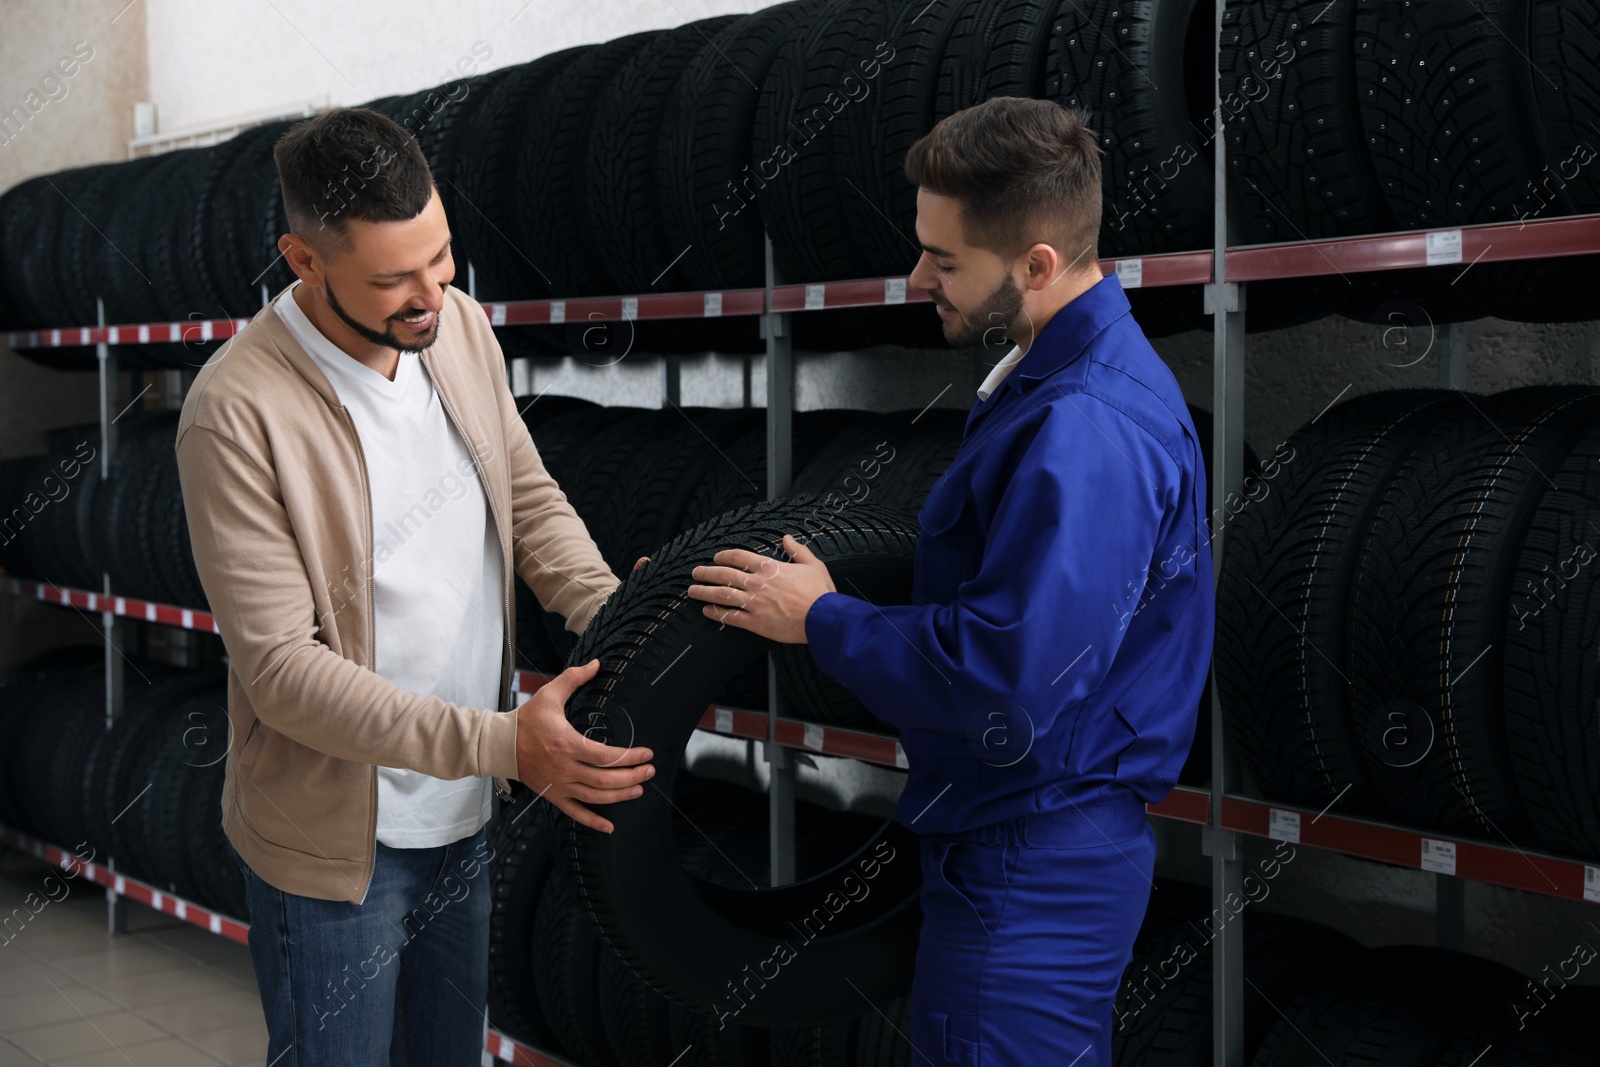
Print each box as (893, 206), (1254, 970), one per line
(920, 242), (958, 259)
(371, 237), (451, 279)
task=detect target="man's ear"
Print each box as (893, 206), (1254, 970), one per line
(1024, 241), (1062, 290)
(280, 231), (327, 288)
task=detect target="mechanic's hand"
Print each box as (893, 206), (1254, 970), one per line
(515, 658), (654, 834)
(685, 534), (835, 644)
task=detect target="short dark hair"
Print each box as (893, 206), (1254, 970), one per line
(904, 96), (1103, 266)
(273, 107), (434, 252)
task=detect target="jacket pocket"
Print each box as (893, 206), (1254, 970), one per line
(936, 839), (1013, 939)
(235, 727), (368, 863)
(932, 1008), (982, 1066)
(914, 487), (981, 603)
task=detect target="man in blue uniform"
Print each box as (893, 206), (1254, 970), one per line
(684, 96), (1214, 1067)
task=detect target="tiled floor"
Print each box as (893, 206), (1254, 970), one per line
(0, 855), (266, 1067)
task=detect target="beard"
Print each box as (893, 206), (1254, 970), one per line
(939, 270), (1024, 352)
(325, 279), (442, 352)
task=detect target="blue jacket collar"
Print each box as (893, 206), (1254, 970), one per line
(966, 272), (1132, 432)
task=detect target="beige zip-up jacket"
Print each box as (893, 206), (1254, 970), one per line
(174, 282), (620, 903)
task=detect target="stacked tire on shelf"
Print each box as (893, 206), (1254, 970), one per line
(1217, 384), (1600, 863)
(0, 652), (244, 921)
(0, 410), (205, 607)
(7, 0), (1600, 365)
(1111, 902), (1597, 1066)
(513, 393), (1231, 781)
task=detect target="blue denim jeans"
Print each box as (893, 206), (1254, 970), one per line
(229, 828), (492, 1066)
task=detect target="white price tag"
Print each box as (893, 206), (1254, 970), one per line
(181, 609), (194, 629)
(805, 284), (826, 311)
(621, 297), (638, 320)
(714, 708), (734, 734)
(1426, 230), (1464, 266)
(86, 594), (98, 611)
(885, 278), (907, 305)
(138, 325), (150, 344)
(490, 304), (506, 326)
(704, 292), (723, 317)
(50, 329), (61, 346)
(114, 597), (125, 615)
(201, 320), (214, 341)
(1116, 258), (1145, 289)
(145, 602), (157, 621)
(175, 900), (186, 920)
(803, 723), (825, 751)
(108, 327), (120, 344)
(1420, 837), (1457, 875)
(209, 914), (222, 933)
(152, 891), (164, 911)
(168, 324), (181, 342)
(1585, 866), (1600, 904)
(78, 328), (90, 345)
(114, 876), (125, 894)
(894, 742), (909, 769)
(58, 588), (70, 605)
(1268, 809), (1301, 843)
(211, 618), (221, 634)
(549, 300), (566, 325)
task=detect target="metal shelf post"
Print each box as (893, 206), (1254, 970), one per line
(95, 295), (129, 936)
(1207, 0), (1246, 1059)
(760, 231), (797, 887)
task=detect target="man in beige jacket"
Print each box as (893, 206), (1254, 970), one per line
(175, 107), (653, 1065)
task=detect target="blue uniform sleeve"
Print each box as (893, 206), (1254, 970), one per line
(803, 391), (1181, 739)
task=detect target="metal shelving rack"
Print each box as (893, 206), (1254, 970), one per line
(6, 7), (1600, 1055)
(8, 198), (1600, 1059)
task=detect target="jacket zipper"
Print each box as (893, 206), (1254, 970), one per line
(345, 405), (380, 906)
(420, 354), (515, 788)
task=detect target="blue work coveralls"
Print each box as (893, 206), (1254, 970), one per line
(804, 272), (1215, 1066)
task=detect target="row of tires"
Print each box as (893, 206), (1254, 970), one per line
(0, 651), (243, 919)
(0, 393), (1222, 782)
(7, 380), (1599, 862)
(1218, 385), (1600, 861)
(487, 776), (915, 1067)
(9, 0), (1600, 369)
(4, 512), (1594, 1064)
(0, 412), (201, 609)
(1115, 900), (1596, 1067)
(498, 761), (1596, 1067)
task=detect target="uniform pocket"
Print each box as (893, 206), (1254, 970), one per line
(914, 487), (982, 603)
(936, 839), (1013, 939)
(932, 1008), (982, 1066)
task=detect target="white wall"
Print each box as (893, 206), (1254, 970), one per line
(143, 0), (782, 132)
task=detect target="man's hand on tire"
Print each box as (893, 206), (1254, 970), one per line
(515, 658), (654, 834)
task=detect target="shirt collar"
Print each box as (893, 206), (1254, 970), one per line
(972, 271), (1133, 405)
(975, 344), (1025, 401)
(277, 279), (413, 395)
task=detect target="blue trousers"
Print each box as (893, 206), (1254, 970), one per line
(230, 827), (492, 1066)
(909, 796), (1156, 1067)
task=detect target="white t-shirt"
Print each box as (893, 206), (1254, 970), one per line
(278, 282), (501, 848)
